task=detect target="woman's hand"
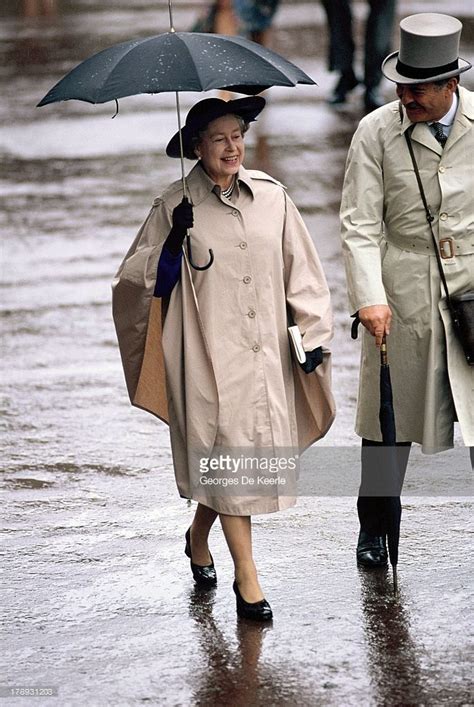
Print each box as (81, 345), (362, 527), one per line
(358, 305), (392, 347)
(165, 197), (194, 256)
(172, 197), (194, 232)
(299, 346), (324, 374)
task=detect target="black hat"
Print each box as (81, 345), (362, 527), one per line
(166, 96), (266, 159)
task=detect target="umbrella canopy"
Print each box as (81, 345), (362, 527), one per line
(37, 31), (315, 107)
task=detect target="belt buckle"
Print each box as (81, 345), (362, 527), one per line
(439, 237), (455, 259)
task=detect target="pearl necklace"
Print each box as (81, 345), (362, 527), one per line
(221, 180), (235, 199)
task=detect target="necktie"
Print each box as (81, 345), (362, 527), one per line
(432, 122), (447, 147)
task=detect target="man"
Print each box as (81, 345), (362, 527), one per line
(321, 0), (396, 111)
(340, 13), (473, 567)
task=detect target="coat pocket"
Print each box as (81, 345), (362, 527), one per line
(381, 243), (402, 298)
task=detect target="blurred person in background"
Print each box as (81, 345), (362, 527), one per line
(321, 0), (396, 111)
(193, 0), (280, 46)
(234, 0), (280, 46)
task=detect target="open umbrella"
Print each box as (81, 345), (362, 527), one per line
(37, 0), (316, 269)
(352, 317), (402, 591)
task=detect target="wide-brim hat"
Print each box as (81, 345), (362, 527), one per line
(382, 13), (472, 84)
(166, 96), (266, 159)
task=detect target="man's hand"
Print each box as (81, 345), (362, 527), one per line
(358, 305), (392, 347)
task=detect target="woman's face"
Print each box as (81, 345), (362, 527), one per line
(195, 114), (245, 188)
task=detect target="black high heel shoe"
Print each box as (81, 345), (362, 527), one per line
(233, 581), (273, 621)
(185, 528), (217, 587)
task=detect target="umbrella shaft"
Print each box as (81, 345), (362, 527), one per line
(168, 0), (175, 32)
(174, 91), (188, 200)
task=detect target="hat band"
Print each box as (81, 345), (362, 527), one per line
(395, 58), (459, 79)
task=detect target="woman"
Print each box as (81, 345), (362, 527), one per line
(112, 96), (335, 621)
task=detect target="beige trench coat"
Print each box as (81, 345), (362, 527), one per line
(341, 86), (474, 452)
(112, 164), (335, 513)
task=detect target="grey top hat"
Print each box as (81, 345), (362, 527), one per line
(382, 13), (472, 84)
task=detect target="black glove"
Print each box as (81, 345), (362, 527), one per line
(164, 197), (194, 256)
(299, 346), (323, 374)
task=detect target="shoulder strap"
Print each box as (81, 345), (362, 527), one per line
(400, 103), (454, 310)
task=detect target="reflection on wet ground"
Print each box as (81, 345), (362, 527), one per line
(1, 0), (474, 704)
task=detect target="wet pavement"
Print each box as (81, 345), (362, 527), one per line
(1, 1), (474, 705)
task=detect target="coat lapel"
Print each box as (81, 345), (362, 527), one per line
(445, 88), (474, 151)
(398, 103), (442, 156)
(410, 122), (443, 156)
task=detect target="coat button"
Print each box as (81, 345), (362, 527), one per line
(252, 344), (260, 353)
(239, 241), (248, 249)
(440, 212), (448, 221)
(232, 210), (239, 216)
(439, 166), (446, 174)
(248, 309), (256, 318)
(243, 275), (252, 284)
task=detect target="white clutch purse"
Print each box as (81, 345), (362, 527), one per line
(288, 325), (306, 364)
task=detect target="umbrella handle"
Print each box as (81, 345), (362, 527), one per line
(380, 334), (388, 366)
(186, 235), (214, 271)
(351, 312), (361, 340)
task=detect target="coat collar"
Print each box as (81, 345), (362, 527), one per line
(446, 86), (474, 150)
(398, 86), (473, 155)
(185, 162), (255, 206)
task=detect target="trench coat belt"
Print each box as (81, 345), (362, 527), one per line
(385, 233), (474, 257)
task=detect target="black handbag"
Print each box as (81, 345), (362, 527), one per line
(450, 292), (474, 365)
(403, 125), (474, 366)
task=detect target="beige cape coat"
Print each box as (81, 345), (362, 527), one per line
(341, 87), (474, 452)
(112, 164), (335, 514)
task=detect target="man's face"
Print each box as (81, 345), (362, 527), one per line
(396, 78), (458, 123)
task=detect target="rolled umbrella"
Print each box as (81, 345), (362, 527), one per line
(37, 1), (316, 269)
(379, 335), (401, 591)
(352, 317), (402, 591)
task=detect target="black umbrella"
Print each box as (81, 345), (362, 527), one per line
(352, 317), (402, 591)
(37, 1), (315, 269)
(378, 334), (401, 591)
(36, 31), (314, 106)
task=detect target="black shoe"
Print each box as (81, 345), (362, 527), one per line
(357, 530), (388, 568)
(185, 528), (217, 587)
(328, 70), (359, 105)
(364, 89), (384, 112)
(233, 581), (273, 621)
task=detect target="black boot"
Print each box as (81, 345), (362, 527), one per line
(357, 529), (388, 568)
(364, 88), (384, 112)
(328, 69), (359, 104)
